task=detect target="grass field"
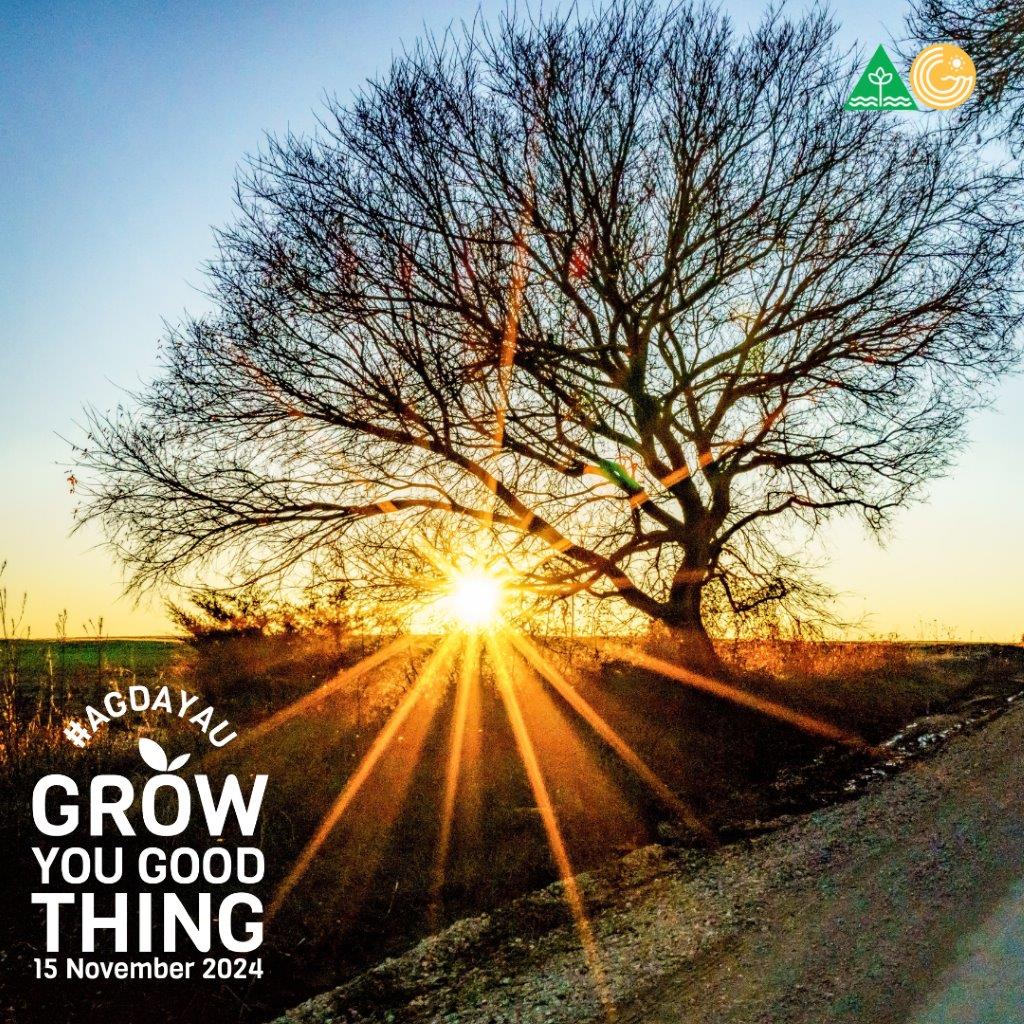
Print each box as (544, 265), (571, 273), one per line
(10, 637), (180, 675)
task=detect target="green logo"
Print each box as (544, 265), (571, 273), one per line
(845, 45), (917, 111)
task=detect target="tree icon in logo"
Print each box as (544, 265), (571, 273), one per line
(846, 46), (917, 110)
(868, 67), (893, 109)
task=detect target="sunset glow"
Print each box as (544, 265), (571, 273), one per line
(441, 566), (507, 631)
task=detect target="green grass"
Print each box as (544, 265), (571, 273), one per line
(9, 638), (180, 675)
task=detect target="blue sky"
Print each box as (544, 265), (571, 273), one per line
(1, 0), (1021, 638)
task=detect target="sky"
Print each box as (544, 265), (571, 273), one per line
(0, 0), (1020, 640)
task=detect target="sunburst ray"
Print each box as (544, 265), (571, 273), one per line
(486, 632), (617, 1021)
(215, 634), (423, 764)
(267, 634), (459, 921)
(509, 632), (714, 843)
(429, 632), (480, 927)
(604, 642), (871, 750)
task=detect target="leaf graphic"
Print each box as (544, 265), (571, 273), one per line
(139, 737), (169, 771)
(868, 68), (893, 86)
(167, 752), (191, 772)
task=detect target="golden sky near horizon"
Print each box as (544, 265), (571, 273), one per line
(1, 372), (1021, 642)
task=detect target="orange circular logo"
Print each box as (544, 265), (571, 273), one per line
(909, 44), (976, 110)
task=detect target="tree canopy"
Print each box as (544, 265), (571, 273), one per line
(80, 1), (1023, 665)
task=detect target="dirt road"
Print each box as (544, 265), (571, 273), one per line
(912, 879), (1024, 1024)
(620, 703), (1024, 1024)
(278, 697), (1024, 1024)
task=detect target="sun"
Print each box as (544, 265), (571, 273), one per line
(443, 567), (506, 630)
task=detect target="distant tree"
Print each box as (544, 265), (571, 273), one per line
(908, 0), (1024, 143)
(167, 587), (280, 643)
(168, 584), (356, 644)
(80, 1), (1023, 671)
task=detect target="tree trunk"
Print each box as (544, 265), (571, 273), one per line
(658, 580), (728, 678)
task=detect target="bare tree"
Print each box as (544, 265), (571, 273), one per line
(908, 0), (1024, 143)
(79, 1), (1023, 670)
